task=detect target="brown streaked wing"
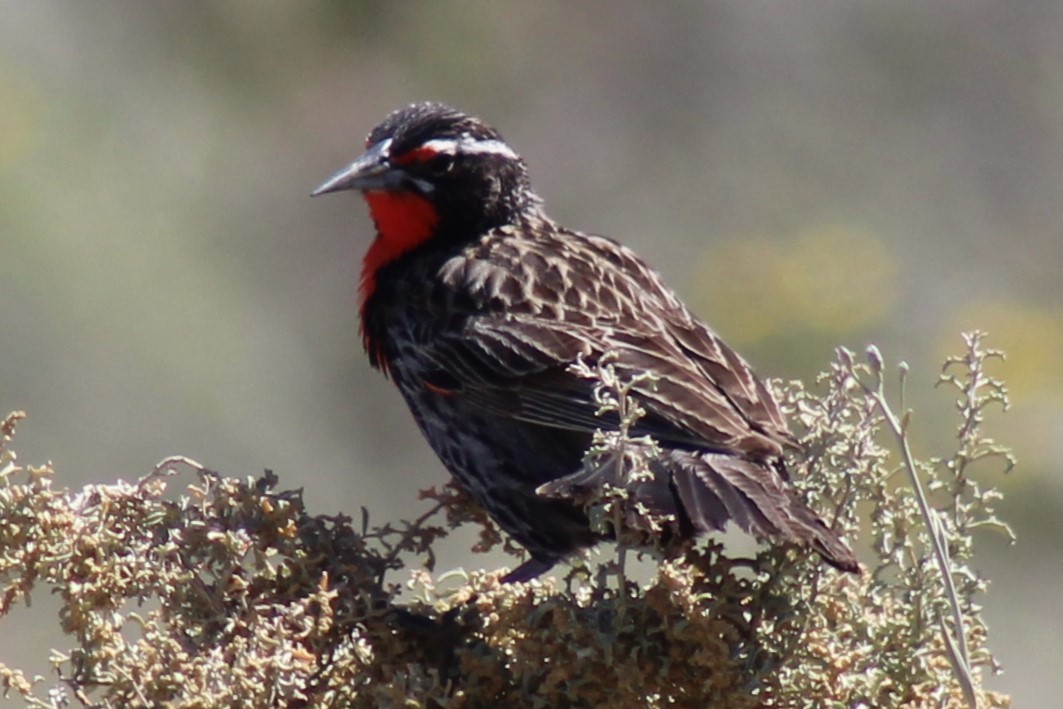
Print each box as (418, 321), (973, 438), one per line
(426, 224), (795, 458)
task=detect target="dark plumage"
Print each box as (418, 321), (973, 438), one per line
(314, 102), (858, 581)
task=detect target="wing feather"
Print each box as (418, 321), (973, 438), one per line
(427, 224), (794, 458)
(413, 223), (857, 572)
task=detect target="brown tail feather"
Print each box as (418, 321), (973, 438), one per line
(666, 451), (859, 572)
(540, 447), (859, 573)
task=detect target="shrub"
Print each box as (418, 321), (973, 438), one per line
(0, 334), (1012, 707)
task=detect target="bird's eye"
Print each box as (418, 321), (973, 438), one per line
(426, 153), (456, 176)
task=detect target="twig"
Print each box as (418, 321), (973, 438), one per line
(857, 345), (977, 709)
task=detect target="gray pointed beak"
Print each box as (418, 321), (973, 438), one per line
(312, 138), (399, 196)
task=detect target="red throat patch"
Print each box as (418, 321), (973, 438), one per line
(359, 191), (440, 369)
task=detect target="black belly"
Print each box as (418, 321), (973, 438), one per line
(398, 379), (600, 562)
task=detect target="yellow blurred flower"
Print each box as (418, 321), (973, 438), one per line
(0, 70), (40, 169)
(691, 225), (898, 344)
(944, 301), (1063, 402)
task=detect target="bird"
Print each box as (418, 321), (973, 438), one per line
(312, 102), (858, 583)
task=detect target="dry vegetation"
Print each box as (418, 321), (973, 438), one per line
(0, 334), (1012, 707)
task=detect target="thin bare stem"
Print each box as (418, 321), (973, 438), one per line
(859, 345), (977, 709)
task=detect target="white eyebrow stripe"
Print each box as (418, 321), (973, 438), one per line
(419, 137), (519, 160)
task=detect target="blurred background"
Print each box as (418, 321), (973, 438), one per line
(1, 1), (1060, 703)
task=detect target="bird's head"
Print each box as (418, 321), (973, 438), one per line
(313, 102), (539, 247)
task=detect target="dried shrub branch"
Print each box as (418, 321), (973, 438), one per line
(0, 334), (1012, 707)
